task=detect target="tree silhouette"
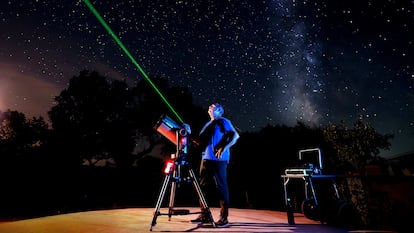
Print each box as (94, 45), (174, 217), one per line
(0, 110), (49, 166)
(48, 70), (206, 168)
(0, 110), (52, 218)
(49, 70), (113, 167)
(322, 116), (393, 174)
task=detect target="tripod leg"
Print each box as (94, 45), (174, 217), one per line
(188, 167), (216, 227)
(150, 173), (171, 231)
(168, 170), (178, 220)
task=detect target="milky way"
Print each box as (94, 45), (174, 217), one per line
(0, 0), (413, 157)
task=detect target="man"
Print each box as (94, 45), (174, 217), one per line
(191, 103), (240, 227)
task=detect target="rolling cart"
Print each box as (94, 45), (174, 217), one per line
(281, 148), (357, 226)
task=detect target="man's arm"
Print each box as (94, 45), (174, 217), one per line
(223, 129), (239, 152)
(214, 125), (240, 158)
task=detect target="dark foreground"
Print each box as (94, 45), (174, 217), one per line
(0, 207), (397, 233)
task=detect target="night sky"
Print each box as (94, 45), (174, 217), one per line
(0, 0), (413, 157)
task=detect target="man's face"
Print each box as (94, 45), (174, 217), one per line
(208, 104), (221, 119)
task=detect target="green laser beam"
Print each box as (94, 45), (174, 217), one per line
(83, 0), (183, 123)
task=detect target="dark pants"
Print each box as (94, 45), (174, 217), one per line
(199, 159), (229, 219)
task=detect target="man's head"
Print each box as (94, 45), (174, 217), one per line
(208, 103), (224, 119)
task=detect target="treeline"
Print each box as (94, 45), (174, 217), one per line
(0, 70), (393, 223)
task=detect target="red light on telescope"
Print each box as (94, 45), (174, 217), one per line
(164, 160), (174, 174)
(181, 137), (187, 144)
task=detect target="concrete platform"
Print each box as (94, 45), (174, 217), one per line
(0, 207), (396, 233)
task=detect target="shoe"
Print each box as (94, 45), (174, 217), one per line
(214, 218), (229, 228)
(190, 215), (211, 224)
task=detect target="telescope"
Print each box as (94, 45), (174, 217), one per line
(151, 114), (215, 230)
(154, 114), (201, 147)
(154, 114), (189, 145)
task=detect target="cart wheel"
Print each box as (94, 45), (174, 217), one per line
(301, 198), (320, 221)
(335, 199), (358, 227)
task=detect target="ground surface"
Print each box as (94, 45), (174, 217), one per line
(0, 207), (396, 233)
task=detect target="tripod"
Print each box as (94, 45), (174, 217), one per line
(150, 128), (215, 231)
